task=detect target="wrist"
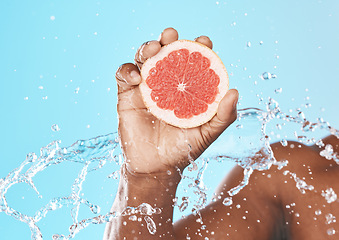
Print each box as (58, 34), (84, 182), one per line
(122, 163), (182, 190)
(109, 163), (180, 240)
(114, 163), (181, 212)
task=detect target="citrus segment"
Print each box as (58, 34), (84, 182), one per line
(140, 40), (229, 128)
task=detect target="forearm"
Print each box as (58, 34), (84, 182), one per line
(104, 164), (181, 240)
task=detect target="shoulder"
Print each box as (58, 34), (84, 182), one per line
(270, 136), (339, 238)
(271, 135), (339, 171)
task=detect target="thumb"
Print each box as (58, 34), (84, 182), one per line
(200, 89), (239, 146)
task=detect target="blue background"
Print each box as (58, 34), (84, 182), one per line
(1, 0), (339, 239)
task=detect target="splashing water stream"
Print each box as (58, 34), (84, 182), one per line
(1, 97), (339, 239)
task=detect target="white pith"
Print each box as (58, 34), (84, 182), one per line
(140, 40), (229, 128)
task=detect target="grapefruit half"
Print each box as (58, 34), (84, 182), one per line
(139, 40), (229, 128)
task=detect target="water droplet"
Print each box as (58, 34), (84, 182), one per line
(315, 209), (322, 216)
(246, 41), (251, 47)
(321, 188), (337, 203)
(259, 41), (264, 45)
(50, 16), (55, 21)
(320, 144), (335, 160)
(261, 72), (275, 80)
(74, 87), (80, 94)
(52, 234), (64, 240)
(223, 197), (233, 206)
(327, 227), (336, 236)
(51, 124), (60, 132)
(90, 205), (100, 214)
(144, 216), (156, 235)
(179, 197), (189, 212)
(275, 88), (282, 94)
(24, 97), (28, 100)
(38, 86), (44, 90)
(325, 213), (336, 224)
(129, 215), (137, 221)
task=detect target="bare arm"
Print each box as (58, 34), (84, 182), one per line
(103, 165), (181, 239)
(173, 165), (284, 239)
(104, 30), (339, 239)
(103, 28), (238, 239)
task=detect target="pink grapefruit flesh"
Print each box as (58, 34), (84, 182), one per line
(140, 40), (229, 128)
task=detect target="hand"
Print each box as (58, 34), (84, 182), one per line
(116, 28), (238, 174)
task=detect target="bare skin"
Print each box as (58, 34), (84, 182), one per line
(104, 28), (339, 239)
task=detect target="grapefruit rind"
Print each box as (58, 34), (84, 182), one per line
(140, 40), (229, 128)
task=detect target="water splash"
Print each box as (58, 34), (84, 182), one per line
(321, 188), (338, 204)
(0, 133), (122, 239)
(1, 97), (339, 239)
(283, 170), (314, 194)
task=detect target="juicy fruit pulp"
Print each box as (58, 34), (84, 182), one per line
(147, 49), (220, 119)
(140, 40), (229, 128)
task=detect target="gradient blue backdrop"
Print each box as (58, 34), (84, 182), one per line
(1, 0), (339, 239)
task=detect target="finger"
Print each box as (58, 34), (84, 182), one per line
(159, 27), (179, 46)
(200, 89), (239, 144)
(134, 40), (162, 69)
(195, 36), (213, 49)
(116, 63), (146, 112)
(116, 63), (141, 93)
